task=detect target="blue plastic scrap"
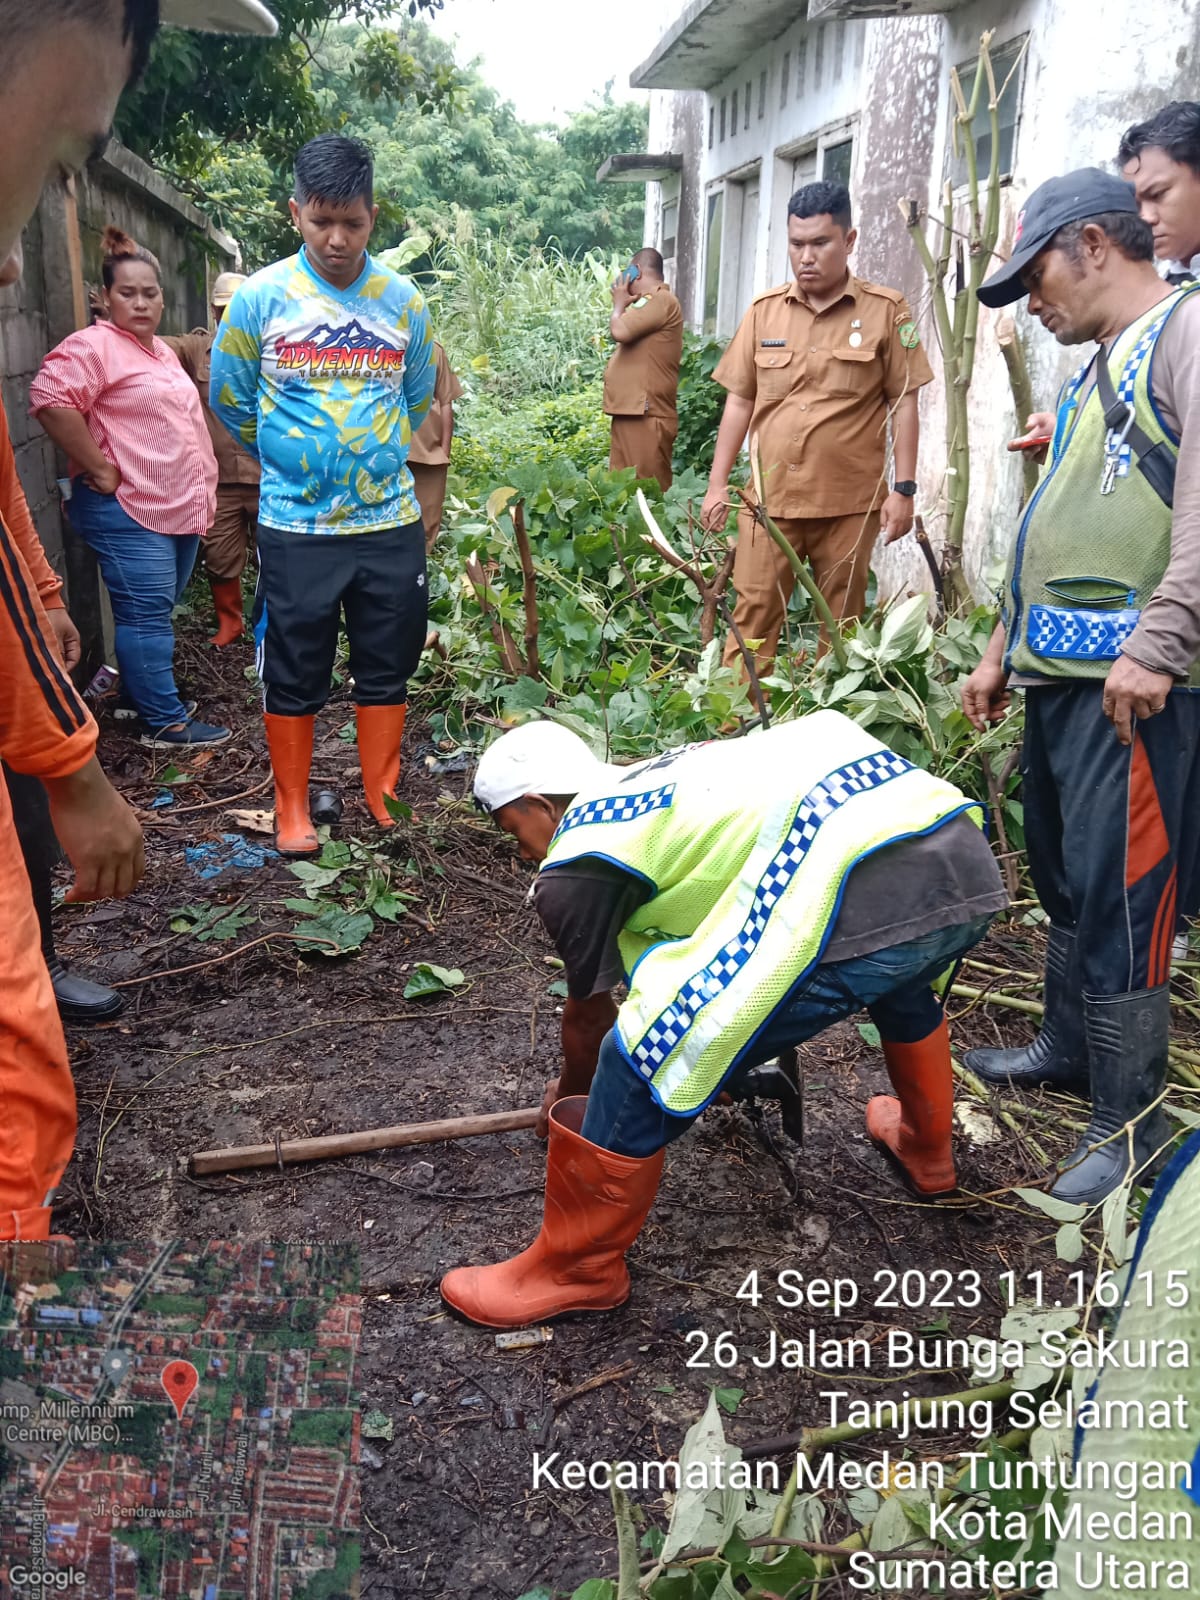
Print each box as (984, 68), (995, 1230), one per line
(185, 833), (278, 879)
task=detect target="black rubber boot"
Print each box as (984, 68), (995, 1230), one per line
(961, 925), (1088, 1093)
(726, 1053), (804, 1143)
(1051, 987), (1173, 1207)
(30, 860), (124, 1024)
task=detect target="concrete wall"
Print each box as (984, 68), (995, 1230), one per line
(640, 0), (1200, 604)
(0, 145), (235, 672)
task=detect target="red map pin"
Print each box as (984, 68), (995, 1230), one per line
(161, 1360), (199, 1419)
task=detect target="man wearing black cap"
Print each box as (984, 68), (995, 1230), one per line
(961, 169), (1200, 1207)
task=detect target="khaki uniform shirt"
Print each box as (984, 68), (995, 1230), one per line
(713, 274), (933, 518)
(166, 328), (261, 488)
(603, 282), (684, 421)
(408, 342), (465, 468)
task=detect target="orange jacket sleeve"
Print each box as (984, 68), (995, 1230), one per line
(0, 402), (64, 611)
(0, 505), (97, 779)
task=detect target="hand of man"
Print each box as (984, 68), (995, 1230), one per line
(610, 276), (635, 312)
(880, 490), (915, 544)
(1008, 411), (1055, 460)
(1102, 655), (1175, 746)
(44, 756), (145, 902)
(700, 483), (734, 533)
(534, 1075), (562, 1141)
(45, 608), (81, 670)
(961, 658), (1012, 731)
(85, 462), (121, 496)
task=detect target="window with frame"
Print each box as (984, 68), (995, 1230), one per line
(758, 70), (766, 120)
(708, 105), (714, 149)
(949, 36), (1027, 187)
(720, 96), (727, 141)
(703, 190), (724, 337)
(822, 138), (854, 190)
(731, 89), (739, 134)
(780, 50), (790, 108)
(744, 80), (751, 130)
(660, 200), (678, 261)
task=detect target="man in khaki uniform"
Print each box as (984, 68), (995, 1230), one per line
(701, 181), (933, 670)
(409, 340), (464, 552)
(166, 271), (261, 646)
(604, 248), (684, 491)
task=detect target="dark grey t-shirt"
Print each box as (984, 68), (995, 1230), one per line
(534, 812), (1006, 999)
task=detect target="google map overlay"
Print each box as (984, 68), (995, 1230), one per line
(0, 1240), (360, 1598)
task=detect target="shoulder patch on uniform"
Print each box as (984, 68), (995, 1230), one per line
(858, 280), (905, 305)
(897, 321), (921, 349)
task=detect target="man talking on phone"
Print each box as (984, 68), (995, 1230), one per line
(603, 248), (683, 491)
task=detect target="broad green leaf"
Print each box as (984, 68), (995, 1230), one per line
(569, 1583), (616, 1600)
(287, 861), (346, 898)
(1014, 1186), (1088, 1223)
(1055, 1221), (1084, 1262)
(660, 1392), (746, 1563)
(857, 1022), (881, 1048)
(404, 963), (466, 999)
(713, 1387), (744, 1415)
(877, 592), (934, 664)
(292, 907), (374, 955)
(486, 486), (518, 520)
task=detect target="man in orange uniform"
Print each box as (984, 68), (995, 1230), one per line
(0, 0), (277, 1239)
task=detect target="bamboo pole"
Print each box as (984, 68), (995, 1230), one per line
(189, 1107), (540, 1176)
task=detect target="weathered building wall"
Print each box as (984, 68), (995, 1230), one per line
(646, 89), (707, 316)
(637, 0), (1200, 606)
(0, 145), (235, 672)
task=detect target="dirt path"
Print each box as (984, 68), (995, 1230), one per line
(52, 620), (1103, 1599)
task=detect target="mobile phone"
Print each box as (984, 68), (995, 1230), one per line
(624, 262), (640, 285)
(1010, 435), (1052, 452)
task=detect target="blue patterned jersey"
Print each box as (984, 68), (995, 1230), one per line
(210, 247), (434, 534)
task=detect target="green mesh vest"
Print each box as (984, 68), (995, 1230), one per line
(540, 712), (980, 1116)
(1048, 1134), (1200, 1598)
(1004, 286), (1200, 685)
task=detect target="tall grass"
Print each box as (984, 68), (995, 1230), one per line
(423, 231), (620, 399)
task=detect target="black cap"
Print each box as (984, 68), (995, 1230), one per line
(977, 168), (1140, 308)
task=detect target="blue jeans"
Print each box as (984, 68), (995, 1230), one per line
(580, 915), (994, 1156)
(70, 482), (199, 728)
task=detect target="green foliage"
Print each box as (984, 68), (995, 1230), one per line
(673, 332), (727, 478)
(169, 902), (258, 943)
(424, 463), (756, 759)
(121, 13), (649, 271)
(403, 963), (466, 1000)
(285, 836), (420, 954)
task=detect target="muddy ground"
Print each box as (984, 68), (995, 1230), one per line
(49, 609), (1167, 1599)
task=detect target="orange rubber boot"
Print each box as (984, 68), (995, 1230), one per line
(356, 703), (407, 826)
(208, 577), (245, 646)
(440, 1097), (665, 1329)
(264, 713), (318, 857)
(865, 1018), (957, 1196)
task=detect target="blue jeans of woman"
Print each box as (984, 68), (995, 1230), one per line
(580, 915), (994, 1157)
(70, 481), (199, 729)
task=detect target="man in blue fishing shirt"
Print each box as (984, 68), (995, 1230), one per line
(211, 133), (434, 852)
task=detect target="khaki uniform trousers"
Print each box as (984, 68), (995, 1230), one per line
(0, 779), (76, 1241)
(721, 505), (875, 676)
(411, 462), (449, 553)
(204, 484), (259, 583)
(608, 416), (677, 493)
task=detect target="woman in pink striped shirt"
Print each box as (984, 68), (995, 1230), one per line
(30, 229), (229, 747)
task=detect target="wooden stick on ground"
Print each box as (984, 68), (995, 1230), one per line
(189, 1107), (540, 1177)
